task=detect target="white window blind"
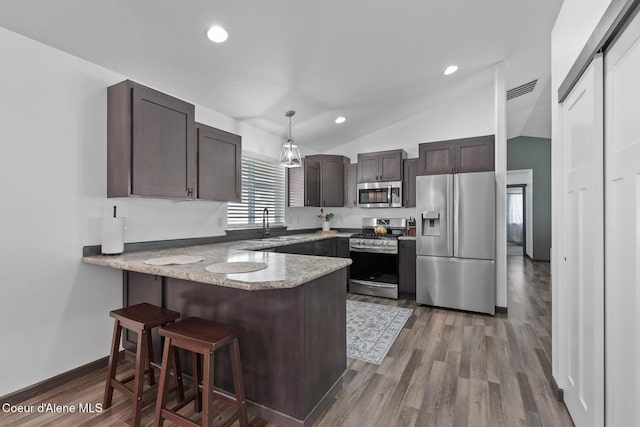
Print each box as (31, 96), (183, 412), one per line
(288, 165), (304, 207)
(227, 153), (286, 227)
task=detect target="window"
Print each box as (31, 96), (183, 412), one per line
(227, 152), (286, 227)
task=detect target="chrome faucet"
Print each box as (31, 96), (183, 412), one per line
(262, 208), (270, 238)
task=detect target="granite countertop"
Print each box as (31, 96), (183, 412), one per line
(82, 233), (352, 291)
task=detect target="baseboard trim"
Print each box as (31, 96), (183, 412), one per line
(551, 375), (564, 402)
(0, 351), (124, 405)
(495, 306), (508, 314)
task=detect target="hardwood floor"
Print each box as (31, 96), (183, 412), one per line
(0, 257), (572, 426)
(313, 256), (572, 427)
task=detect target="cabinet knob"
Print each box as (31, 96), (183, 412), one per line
(187, 187), (194, 197)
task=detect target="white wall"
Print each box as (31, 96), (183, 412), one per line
(325, 82), (495, 162)
(550, 0), (612, 392)
(0, 26), (283, 397)
(287, 81), (495, 230)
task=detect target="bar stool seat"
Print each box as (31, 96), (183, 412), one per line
(154, 317), (248, 427)
(103, 303), (184, 427)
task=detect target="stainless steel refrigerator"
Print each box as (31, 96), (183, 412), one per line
(416, 171), (495, 315)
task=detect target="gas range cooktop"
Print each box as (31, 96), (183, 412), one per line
(351, 217), (408, 241)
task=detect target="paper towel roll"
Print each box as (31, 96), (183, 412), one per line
(102, 217), (125, 255)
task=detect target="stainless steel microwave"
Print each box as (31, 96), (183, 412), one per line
(357, 181), (403, 208)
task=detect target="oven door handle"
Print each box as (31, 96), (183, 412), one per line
(351, 280), (398, 289)
(349, 246), (398, 254)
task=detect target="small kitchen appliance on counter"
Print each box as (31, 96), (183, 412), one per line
(348, 217), (407, 299)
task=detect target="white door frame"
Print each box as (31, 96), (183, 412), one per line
(507, 169), (533, 258)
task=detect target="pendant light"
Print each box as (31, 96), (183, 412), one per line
(279, 110), (302, 168)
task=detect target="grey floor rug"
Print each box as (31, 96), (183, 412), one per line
(346, 300), (413, 364)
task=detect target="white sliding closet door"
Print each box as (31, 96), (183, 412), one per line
(604, 7), (640, 426)
(560, 54), (605, 427)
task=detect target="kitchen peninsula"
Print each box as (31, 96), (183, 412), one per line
(82, 234), (352, 427)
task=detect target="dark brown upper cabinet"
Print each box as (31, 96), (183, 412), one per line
(344, 163), (358, 208)
(418, 135), (494, 175)
(357, 149), (407, 183)
(418, 140), (455, 175)
(289, 155), (348, 207)
(196, 123), (242, 202)
(316, 155), (347, 207)
(403, 158), (418, 208)
(357, 152), (381, 182)
(455, 135), (495, 173)
(108, 80), (196, 198)
(304, 157), (321, 207)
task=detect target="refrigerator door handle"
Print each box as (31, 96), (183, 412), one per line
(448, 174), (454, 257)
(453, 174), (458, 257)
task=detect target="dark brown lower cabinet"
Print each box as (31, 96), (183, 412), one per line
(275, 238), (337, 257)
(275, 241), (314, 254)
(398, 240), (416, 295)
(123, 267), (347, 422)
(314, 239), (336, 257)
(336, 237), (350, 258)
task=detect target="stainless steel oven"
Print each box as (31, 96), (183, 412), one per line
(357, 181), (403, 208)
(348, 218), (407, 299)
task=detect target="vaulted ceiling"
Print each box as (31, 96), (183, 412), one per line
(0, 0), (562, 150)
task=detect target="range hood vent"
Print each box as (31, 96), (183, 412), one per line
(507, 79), (538, 101)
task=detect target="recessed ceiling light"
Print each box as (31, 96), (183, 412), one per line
(443, 65), (458, 75)
(335, 116), (346, 124)
(207, 26), (228, 43)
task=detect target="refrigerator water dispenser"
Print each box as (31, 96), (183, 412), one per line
(421, 211), (440, 236)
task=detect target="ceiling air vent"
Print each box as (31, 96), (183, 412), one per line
(507, 79), (538, 101)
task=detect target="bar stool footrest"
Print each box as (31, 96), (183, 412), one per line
(160, 408), (200, 427)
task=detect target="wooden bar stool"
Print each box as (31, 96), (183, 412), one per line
(154, 317), (248, 427)
(103, 303), (185, 427)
